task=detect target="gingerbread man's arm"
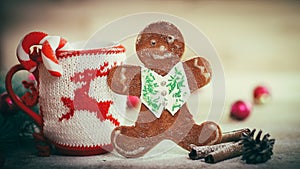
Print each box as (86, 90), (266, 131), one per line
(107, 65), (141, 97)
(183, 57), (212, 93)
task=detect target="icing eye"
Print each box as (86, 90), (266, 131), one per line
(151, 39), (156, 46)
(136, 35), (141, 44)
(167, 35), (174, 43)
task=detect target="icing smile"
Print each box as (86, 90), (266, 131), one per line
(152, 52), (173, 60)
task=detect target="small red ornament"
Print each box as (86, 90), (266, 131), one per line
(230, 100), (252, 120)
(28, 73), (36, 81)
(127, 95), (140, 108)
(253, 85), (270, 105)
(0, 92), (19, 116)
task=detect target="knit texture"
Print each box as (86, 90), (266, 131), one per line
(38, 47), (126, 149)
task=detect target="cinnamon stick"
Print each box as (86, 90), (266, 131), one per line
(221, 128), (250, 143)
(189, 128), (250, 162)
(189, 142), (235, 160)
(204, 142), (243, 163)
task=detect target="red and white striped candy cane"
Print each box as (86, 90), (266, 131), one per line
(41, 36), (70, 77)
(17, 31), (70, 77)
(17, 32), (48, 72)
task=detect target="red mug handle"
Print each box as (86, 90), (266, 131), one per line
(5, 64), (43, 128)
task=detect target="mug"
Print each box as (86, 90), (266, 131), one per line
(6, 41), (126, 156)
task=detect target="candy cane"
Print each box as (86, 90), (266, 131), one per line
(17, 32), (48, 72)
(41, 36), (70, 77)
(17, 31), (70, 77)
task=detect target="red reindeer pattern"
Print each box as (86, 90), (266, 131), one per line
(59, 62), (119, 126)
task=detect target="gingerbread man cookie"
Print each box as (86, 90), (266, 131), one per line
(107, 21), (222, 158)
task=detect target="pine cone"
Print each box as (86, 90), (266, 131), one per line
(241, 129), (275, 164)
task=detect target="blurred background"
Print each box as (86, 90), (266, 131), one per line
(1, 0), (300, 74)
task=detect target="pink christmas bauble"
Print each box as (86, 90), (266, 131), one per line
(230, 100), (252, 120)
(28, 73), (36, 81)
(0, 92), (18, 116)
(253, 85), (270, 104)
(127, 95), (140, 108)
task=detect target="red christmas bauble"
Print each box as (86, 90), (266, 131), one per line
(253, 85), (270, 104)
(28, 73), (36, 81)
(127, 95), (140, 108)
(0, 92), (18, 116)
(230, 100), (252, 120)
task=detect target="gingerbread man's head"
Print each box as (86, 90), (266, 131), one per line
(136, 21), (185, 75)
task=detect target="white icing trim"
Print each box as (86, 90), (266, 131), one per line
(120, 67), (128, 93)
(194, 58), (210, 81)
(112, 130), (145, 156)
(152, 52), (172, 60)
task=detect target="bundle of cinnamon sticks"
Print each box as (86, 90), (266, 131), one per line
(189, 128), (250, 163)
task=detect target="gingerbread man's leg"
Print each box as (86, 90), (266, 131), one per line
(111, 126), (162, 158)
(172, 104), (222, 151)
(111, 104), (165, 158)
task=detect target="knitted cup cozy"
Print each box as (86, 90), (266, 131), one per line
(38, 45), (126, 155)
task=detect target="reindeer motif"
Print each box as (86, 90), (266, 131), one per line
(59, 62), (119, 126)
